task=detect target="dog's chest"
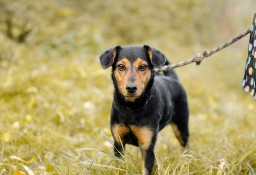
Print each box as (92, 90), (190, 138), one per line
(115, 107), (154, 125)
(111, 123), (153, 148)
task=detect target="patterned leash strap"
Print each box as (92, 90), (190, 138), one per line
(242, 13), (256, 99)
(155, 27), (252, 72)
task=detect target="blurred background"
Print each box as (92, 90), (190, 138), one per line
(0, 0), (255, 174)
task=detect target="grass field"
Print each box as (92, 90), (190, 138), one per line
(0, 1), (255, 174)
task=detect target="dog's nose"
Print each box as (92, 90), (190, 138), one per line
(126, 83), (137, 93)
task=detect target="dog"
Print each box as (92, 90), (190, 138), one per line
(99, 45), (189, 175)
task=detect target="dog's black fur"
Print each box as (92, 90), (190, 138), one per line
(99, 45), (189, 175)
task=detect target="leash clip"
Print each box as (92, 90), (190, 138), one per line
(195, 51), (208, 65)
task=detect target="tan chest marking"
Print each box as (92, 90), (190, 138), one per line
(129, 125), (153, 150)
(112, 124), (130, 143)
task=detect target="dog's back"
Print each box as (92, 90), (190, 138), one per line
(154, 60), (189, 135)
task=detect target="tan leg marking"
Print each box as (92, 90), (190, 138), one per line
(130, 125), (153, 175)
(171, 123), (184, 146)
(112, 124), (129, 143)
(129, 125), (153, 150)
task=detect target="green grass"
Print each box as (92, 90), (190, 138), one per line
(0, 0), (256, 174)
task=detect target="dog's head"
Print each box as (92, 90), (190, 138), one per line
(99, 45), (166, 102)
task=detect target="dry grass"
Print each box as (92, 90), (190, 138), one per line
(0, 0), (256, 174)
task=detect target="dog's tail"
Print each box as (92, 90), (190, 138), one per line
(163, 59), (179, 80)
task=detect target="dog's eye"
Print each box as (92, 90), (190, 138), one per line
(138, 64), (148, 71)
(117, 64), (126, 71)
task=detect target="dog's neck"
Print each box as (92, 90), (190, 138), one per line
(112, 72), (155, 110)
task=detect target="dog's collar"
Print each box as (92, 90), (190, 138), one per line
(123, 92), (153, 110)
(142, 91), (153, 108)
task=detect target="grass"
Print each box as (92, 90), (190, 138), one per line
(0, 0), (256, 174)
(0, 36), (255, 175)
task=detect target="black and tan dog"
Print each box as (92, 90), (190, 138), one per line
(99, 45), (189, 175)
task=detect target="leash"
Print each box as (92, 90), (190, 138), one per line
(155, 12), (256, 99)
(155, 27), (252, 72)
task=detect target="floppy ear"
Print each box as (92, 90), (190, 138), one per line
(144, 45), (166, 69)
(99, 46), (121, 69)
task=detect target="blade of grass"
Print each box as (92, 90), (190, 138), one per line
(230, 146), (256, 173)
(79, 161), (126, 172)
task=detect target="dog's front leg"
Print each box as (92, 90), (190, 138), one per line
(141, 146), (155, 175)
(113, 140), (124, 158)
(111, 124), (129, 158)
(130, 125), (156, 175)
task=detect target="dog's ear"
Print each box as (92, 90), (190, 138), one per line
(144, 45), (166, 69)
(99, 46), (121, 69)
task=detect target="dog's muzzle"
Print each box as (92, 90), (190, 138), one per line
(126, 83), (137, 94)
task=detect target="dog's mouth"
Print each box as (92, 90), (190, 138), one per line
(124, 94), (138, 102)
(126, 92), (136, 96)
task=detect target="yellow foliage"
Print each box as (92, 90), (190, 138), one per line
(26, 86), (38, 94)
(10, 156), (35, 164)
(12, 121), (20, 130)
(2, 132), (11, 142)
(56, 7), (74, 17)
(24, 114), (32, 123)
(23, 165), (35, 175)
(15, 171), (26, 175)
